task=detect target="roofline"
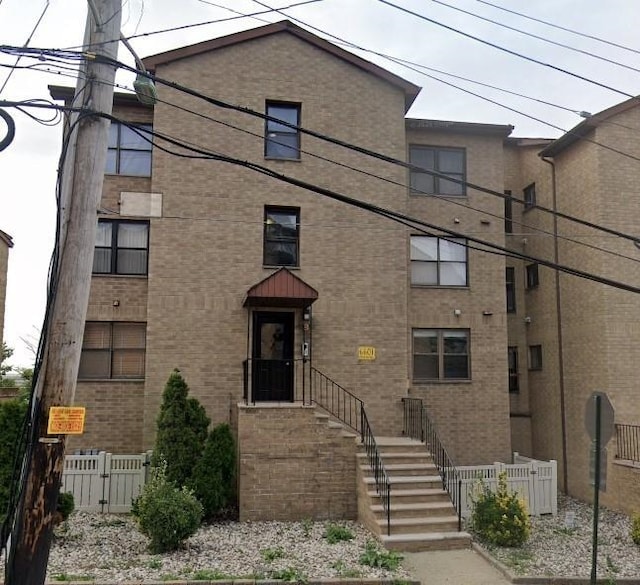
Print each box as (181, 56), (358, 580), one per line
(505, 137), (554, 147)
(48, 85), (152, 109)
(540, 96), (640, 157)
(406, 118), (513, 137)
(0, 229), (13, 248)
(142, 20), (421, 112)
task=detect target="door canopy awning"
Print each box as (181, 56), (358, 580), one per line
(243, 267), (319, 308)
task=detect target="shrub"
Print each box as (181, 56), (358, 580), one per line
(0, 397), (28, 522)
(56, 492), (75, 521)
(471, 471), (530, 547)
(190, 423), (236, 519)
(323, 522), (354, 544)
(153, 369), (210, 488)
(134, 463), (203, 553)
(631, 513), (640, 545)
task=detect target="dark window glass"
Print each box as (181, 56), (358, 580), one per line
(505, 190), (513, 233)
(93, 220), (149, 276)
(265, 102), (300, 159)
(413, 329), (469, 381)
(508, 346), (519, 392)
(411, 236), (467, 286)
(410, 146), (465, 196)
(106, 122), (152, 176)
(529, 345), (543, 370)
(506, 266), (516, 313)
(524, 183), (536, 209)
(263, 207), (299, 267)
(526, 263), (539, 289)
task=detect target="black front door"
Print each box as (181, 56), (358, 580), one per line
(252, 312), (294, 401)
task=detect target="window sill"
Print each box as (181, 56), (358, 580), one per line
(92, 273), (148, 279)
(412, 379), (472, 385)
(528, 368), (542, 372)
(411, 284), (469, 290)
(525, 286), (539, 292)
(410, 192), (467, 198)
(78, 378), (145, 382)
(264, 156), (301, 162)
(263, 265), (300, 270)
(105, 173), (151, 178)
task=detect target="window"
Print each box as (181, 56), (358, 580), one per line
(504, 190), (513, 233)
(528, 345), (543, 370)
(93, 220), (149, 275)
(106, 122), (152, 176)
(413, 329), (470, 381)
(265, 102), (300, 159)
(506, 267), (516, 313)
(264, 207), (299, 267)
(78, 322), (146, 379)
(410, 146), (465, 196)
(525, 263), (539, 289)
(523, 183), (536, 209)
(508, 346), (519, 392)
(411, 236), (467, 286)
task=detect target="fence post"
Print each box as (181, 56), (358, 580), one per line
(550, 460), (558, 515)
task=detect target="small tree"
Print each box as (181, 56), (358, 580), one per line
(0, 343), (14, 386)
(153, 369), (209, 488)
(0, 397), (28, 522)
(191, 423), (236, 519)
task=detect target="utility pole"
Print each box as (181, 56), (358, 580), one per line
(5, 1), (120, 583)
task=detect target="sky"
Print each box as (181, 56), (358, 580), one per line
(0, 0), (638, 366)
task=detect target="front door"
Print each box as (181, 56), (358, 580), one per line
(252, 311), (294, 401)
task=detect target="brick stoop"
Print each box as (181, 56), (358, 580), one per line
(357, 436), (471, 552)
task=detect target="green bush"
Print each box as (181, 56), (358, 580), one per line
(471, 471), (530, 547)
(134, 463), (203, 553)
(190, 423), (236, 519)
(153, 369), (210, 488)
(323, 522), (354, 544)
(56, 492), (75, 521)
(631, 513), (640, 545)
(0, 397), (28, 522)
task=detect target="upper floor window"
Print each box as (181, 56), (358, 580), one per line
(93, 220), (149, 276)
(264, 207), (299, 267)
(528, 344), (543, 370)
(410, 236), (467, 286)
(412, 329), (470, 381)
(508, 346), (519, 393)
(265, 102), (300, 159)
(409, 146), (465, 196)
(524, 183), (536, 209)
(504, 190), (513, 233)
(506, 266), (516, 312)
(106, 122), (152, 176)
(526, 263), (539, 289)
(78, 321), (146, 379)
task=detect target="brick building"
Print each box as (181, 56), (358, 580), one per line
(0, 229), (13, 351)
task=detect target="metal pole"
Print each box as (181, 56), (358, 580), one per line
(590, 394), (602, 585)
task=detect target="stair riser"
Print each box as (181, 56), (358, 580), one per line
(387, 521), (460, 535)
(372, 508), (456, 520)
(383, 537), (471, 552)
(368, 492), (452, 505)
(359, 444), (426, 454)
(386, 467), (438, 477)
(381, 456), (434, 466)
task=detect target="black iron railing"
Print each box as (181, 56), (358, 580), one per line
(242, 358), (309, 404)
(615, 423), (640, 464)
(403, 397), (462, 532)
(309, 367), (362, 433)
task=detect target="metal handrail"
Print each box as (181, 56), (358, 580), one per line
(403, 397), (463, 532)
(615, 423), (640, 464)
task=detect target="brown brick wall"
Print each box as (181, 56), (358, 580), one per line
(237, 404), (357, 521)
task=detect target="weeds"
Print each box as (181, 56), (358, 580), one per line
(261, 546), (286, 562)
(359, 540), (403, 571)
(323, 522), (354, 544)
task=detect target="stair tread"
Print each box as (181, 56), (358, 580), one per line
(381, 531), (471, 542)
(383, 463), (436, 470)
(373, 437), (425, 446)
(362, 475), (441, 484)
(379, 516), (459, 526)
(367, 488), (448, 497)
(371, 502), (454, 512)
(327, 421), (344, 428)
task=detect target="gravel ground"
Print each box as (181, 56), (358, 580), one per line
(475, 493), (640, 579)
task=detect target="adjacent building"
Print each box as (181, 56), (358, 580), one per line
(0, 229), (13, 352)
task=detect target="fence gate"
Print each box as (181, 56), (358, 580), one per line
(61, 452), (149, 513)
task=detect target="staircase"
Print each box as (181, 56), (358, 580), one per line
(357, 436), (471, 552)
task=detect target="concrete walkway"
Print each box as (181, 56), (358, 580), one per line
(403, 548), (511, 585)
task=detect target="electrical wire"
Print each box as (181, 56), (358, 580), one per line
(375, 0), (635, 99)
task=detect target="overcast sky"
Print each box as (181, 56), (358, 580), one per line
(0, 0), (638, 366)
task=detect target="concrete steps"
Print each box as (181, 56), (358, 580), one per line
(358, 436), (471, 552)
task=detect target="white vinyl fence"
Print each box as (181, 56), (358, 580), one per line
(457, 453), (557, 518)
(61, 451), (150, 513)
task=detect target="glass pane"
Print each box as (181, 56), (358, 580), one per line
(264, 242), (297, 266)
(438, 176), (464, 195)
(117, 249), (147, 274)
(413, 330), (438, 353)
(267, 105), (298, 132)
(113, 323), (146, 349)
(93, 248), (112, 273)
(119, 151), (151, 176)
(78, 350), (110, 378)
(260, 323), (285, 360)
(440, 262), (467, 286)
(410, 172), (434, 194)
(118, 223), (148, 248)
(82, 322), (111, 349)
(107, 122), (118, 148)
(266, 211), (297, 238)
(411, 262), (438, 285)
(411, 237), (437, 261)
(265, 134), (299, 158)
(443, 331), (468, 354)
(112, 349), (145, 377)
(410, 147), (434, 169)
(105, 149), (117, 174)
(444, 355), (469, 378)
(439, 239), (466, 261)
(438, 149), (464, 173)
(413, 355), (438, 379)
(120, 124), (152, 150)
(96, 221), (112, 247)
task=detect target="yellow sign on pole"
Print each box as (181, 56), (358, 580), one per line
(47, 407), (86, 435)
(358, 346), (376, 361)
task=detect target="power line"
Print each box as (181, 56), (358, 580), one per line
(375, 0), (635, 99)
(474, 0), (640, 57)
(428, 0), (640, 75)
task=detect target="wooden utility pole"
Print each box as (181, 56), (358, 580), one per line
(5, 2), (120, 583)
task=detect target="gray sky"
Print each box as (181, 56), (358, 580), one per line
(0, 0), (638, 366)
